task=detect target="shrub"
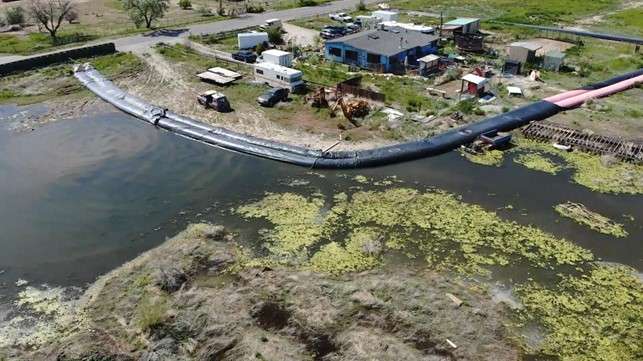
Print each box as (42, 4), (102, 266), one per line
(64, 9), (79, 24)
(5, 6), (25, 25)
(246, 4), (264, 13)
(267, 27), (283, 44)
(298, 0), (317, 6)
(356, 0), (366, 11)
(178, 0), (192, 10)
(255, 41), (268, 54)
(196, 5), (213, 16)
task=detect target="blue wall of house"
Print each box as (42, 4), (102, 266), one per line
(324, 40), (438, 72)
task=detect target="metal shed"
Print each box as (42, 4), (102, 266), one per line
(507, 41), (542, 64)
(543, 50), (565, 71)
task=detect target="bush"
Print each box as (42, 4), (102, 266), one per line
(246, 4), (264, 13)
(356, 0), (367, 11)
(178, 0), (192, 10)
(5, 6), (24, 25)
(196, 5), (213, 16)
(267, 27), (283, 44)
(298, 0), (317, 6)
(64, 9), (79, 24)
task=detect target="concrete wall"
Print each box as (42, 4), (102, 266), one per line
(0, 43), (116, 76)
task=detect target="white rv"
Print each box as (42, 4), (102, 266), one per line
(254, 62), (304, 91)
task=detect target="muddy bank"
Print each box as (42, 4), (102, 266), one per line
(0, 224), (518, 361)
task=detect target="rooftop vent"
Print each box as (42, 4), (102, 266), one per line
(368, 33), (379, 39)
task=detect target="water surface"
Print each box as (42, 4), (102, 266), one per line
(0, 105), (640, 302)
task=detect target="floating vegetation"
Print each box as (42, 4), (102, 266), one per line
(237, 188), (592, 275)
(0, 286), (82, 349)
(513, 153), (563, 174)
(514, 138), (643, 194)
(517, 264), (643, 361)
(460, 149), (504, 167)
(554, 202), (628, 238)
(236, 193), (327, 257)
(309, 228), (381, 274)
(352, 175), (369, 184)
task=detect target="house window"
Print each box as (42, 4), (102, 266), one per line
(345, 50), (358, 61)
(367, 53), (380, 64)
(256, 69), (264, 74)
(329, 47), (341, 57)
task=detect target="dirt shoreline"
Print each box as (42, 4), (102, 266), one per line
(0, 224), (519, 361)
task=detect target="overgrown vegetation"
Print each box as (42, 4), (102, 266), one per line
(513, 152), (562, 174)
(461, 149), (504, 166)
(517, 264), (642, 361)
(554, 202), (628, 238)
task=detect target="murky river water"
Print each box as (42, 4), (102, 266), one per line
(0, 104), (641, 307)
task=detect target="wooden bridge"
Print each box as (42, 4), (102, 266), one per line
(522, 121), (643, 163)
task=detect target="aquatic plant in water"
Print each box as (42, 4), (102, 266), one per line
(309, 227), (381, 274)
(237, 188), (593, 276)
(514, 138), (643, 194)
(554, 202), (628, 238)
(460, 149), (504, 166)
(513, 153), (563, 174)
(517, 264), (643, 361)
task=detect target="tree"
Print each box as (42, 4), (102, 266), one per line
(27, 0), (74, 41)
(64, 8), (78, 23)
(122, 0), (169, 29)
(178, 0), (191, 10)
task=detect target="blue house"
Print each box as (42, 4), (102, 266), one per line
(325, 29), (439, 73)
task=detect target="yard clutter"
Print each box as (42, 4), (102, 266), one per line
(197, 67), (241, 85)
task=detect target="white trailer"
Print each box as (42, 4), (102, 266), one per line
(238, 32), (269, 50)
(254, 62), (304, 91)
(356, 15), (381, 29)
(261, 49), (293, 67)
(372, 10), (399, 22)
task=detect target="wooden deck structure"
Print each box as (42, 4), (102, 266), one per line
(522, 121), (643, 163)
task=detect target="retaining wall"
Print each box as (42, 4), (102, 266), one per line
(0, 42), (116, 76)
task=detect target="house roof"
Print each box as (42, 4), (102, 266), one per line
(444, 18), (480, 26)
(545, 50), (565, 58)
(509, 41), (542, 51)
(262, 49), (291, 57)
(462, 73), (488, 85)
(326, 29), (439, 56)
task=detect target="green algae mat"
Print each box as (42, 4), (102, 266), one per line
(234, 182), (642, 361)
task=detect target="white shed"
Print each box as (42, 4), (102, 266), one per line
(261, 49), (293, 67)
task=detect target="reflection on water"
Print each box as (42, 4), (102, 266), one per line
(0, 105), (641, 300)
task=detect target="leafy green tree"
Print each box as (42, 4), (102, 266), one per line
(178, 0), (191, 10)
(122, 0), (169, 29)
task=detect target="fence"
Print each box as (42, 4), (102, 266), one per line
(337, 77), (386, 102)
(0, 43), (116, 76)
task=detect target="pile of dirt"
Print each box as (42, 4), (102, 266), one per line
(1, 224), (519, 361)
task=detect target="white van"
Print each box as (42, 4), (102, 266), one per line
(260, 18), (282, 31)
(254, 62), (304, 91)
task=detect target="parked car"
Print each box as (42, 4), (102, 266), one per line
(329, 12), (352, 22)
(320, 25), (347, 39)
(198, 90), (231, 112)
(257, 87), (289, 107)
(346, 22), (361, 32)
(232, 50), (257, 63)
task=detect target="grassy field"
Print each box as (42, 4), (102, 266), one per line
(0, 52), (143, 105)
(390, 0), (623, 24)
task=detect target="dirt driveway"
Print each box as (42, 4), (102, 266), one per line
(283, 23), (319, 47)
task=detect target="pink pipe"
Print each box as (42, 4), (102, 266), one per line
(554, 74), (643, 108)
(544, 89), (589, 103)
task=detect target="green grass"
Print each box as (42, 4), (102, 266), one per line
(390, 0), (620, 24)
(602, 8), (643, 36)
(155, 43), (242, 72)
(0, 52), (143, 105)
(189, 33), (241, 52)
(0, 33), (98, 55)
(273, 0), (332, 11)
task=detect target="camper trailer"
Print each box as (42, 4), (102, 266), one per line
(254, 62), (304, 91)
(238, 32), (269, 50)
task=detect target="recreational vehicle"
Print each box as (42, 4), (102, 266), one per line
(254, 62), (304, 91)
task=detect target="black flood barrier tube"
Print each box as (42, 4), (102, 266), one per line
(74, 66), (643, 169)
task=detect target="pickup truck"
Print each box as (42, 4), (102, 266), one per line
(329, 12), (353, 22)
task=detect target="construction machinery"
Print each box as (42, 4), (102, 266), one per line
(330, 97), (370, 126)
